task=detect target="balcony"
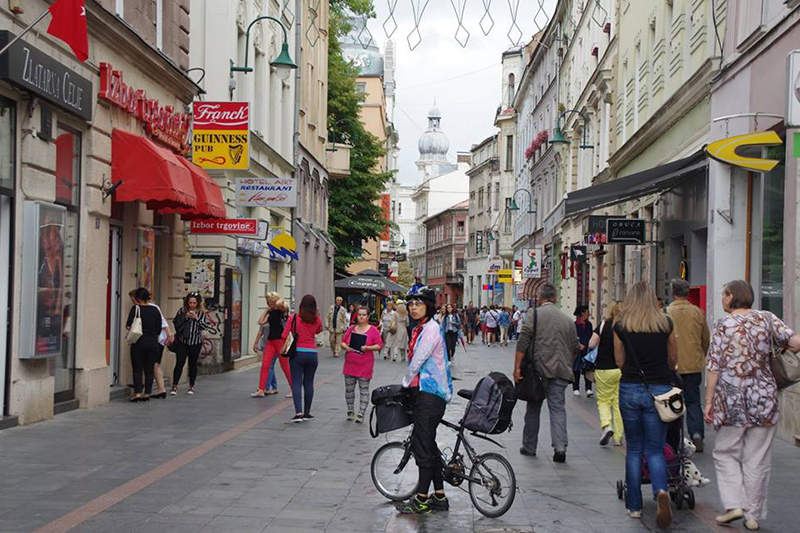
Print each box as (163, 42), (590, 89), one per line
(325, 143), (351, 179)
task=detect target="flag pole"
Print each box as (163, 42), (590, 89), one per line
(0, 9), (50, 57)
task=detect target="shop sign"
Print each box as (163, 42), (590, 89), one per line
(482, 284), (493, 291)
(268, 228), (299, 262)
(0, 31), (92, 121)
(192, 102), (250, 169)
(585, 215), (609, 245)
(99, 62), (191, 153)
(486, 258), (502, 274)
(570, 245), (588, 263)
(380, 194), (391, 241)
(606, 218), (646, 244)
(190, 218), (259, 236)
(705, 131), (783, 173)
(522, 247), (543, 278)
(380, 251), (395, 262)
(236, 238), (267, 257)
(788, 50), (800, 127)
(498, 269), (513, 283)
(20, 201), (67, 359)
(235, 177), (296, 208)
(185, 254), (221, 306)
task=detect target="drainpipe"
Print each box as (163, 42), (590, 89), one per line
(290, 0), (303, 309)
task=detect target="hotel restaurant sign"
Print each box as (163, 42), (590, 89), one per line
(0, 31), (92, 121)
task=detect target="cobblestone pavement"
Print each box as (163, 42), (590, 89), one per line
(1, 340), (798, 532)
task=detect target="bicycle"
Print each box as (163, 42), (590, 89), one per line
(370, 388), (517, 518)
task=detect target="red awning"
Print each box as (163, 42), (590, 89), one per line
(161, 159), (226, 220)
(111, 129), (196, 210)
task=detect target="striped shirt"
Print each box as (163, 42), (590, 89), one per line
(176, 309), (210, 346)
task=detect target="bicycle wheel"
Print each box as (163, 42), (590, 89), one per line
(468, 452), (516, 518)
(371, 441), (419, 502)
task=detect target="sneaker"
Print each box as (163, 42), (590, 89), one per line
(267, 389), (279, 395)
(627, 510), (642, 519)
(553, 450), (567, 463)
(586, 390), (594, 397)
(519, 447), (536, 457)
(169, 387), (177, 396)
(715, 508), (744, 525)
(573, 390), (581, 397)
(744, 519), (760, 531)
(396, 495), (431, 515)
(347, 412), (356, 421)
(285, 393), (293, 398)
(303, 414), (315, 421)
(428, 494), (450, 512)
(656, 490), (672, 529)
(250, 391), (266, 398)
(692, 435), (705, 453)
(613, 439), (623, 447)
(355, 414), (364, 424)
(187, 387), (195, 395)
(291, 414), (305, 423)
(600, 426), (614, 446)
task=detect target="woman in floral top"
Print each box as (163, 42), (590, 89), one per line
(705, 280), (800, 531)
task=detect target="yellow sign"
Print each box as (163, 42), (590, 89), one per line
(499, 269), (513, 283)
(705, 131), (783, 172)
(192, 102), (250, 170)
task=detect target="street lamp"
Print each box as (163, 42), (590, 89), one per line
(550, 109), (594, 149)
(508, 188), (537, 213)
(230, 16), (297, 79)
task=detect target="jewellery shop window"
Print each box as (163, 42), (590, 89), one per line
(50, 125), (81, 400)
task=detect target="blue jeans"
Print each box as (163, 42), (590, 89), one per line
(619, 381), (671, 512)
(289, 349), (318, 415)
(681, 372), (704, 440)
(266, 354), (278, 389)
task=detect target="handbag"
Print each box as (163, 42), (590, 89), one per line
(515, 305), (547, 403)
(126, 305), (143, 344)
(389, 314), (398, 335)
(618, 327), (685, 423)
(764, 312), (800, 389)
(281, 316), (298, 358)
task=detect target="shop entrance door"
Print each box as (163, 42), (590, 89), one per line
(0, 196), (9, 414)
(106, 226), (122, 386)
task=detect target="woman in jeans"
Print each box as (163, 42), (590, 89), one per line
(126, 288), (167, 402)
(613, 282), (677, 529)
(705, 280), (800, 531)
(251, 293), (291, 398)
(397, 286), (453, 515)
(588, 301), (624, 446)
(171, 292), (210, 395)
(440, 304), (461, 363)
(283, 295), (323, 422)
(341, 306), (383, 422)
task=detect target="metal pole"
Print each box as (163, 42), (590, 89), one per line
(0, 9), (49, 57)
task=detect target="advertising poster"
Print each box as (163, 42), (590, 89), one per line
(224, 268), (242, 362)
(235, 177), (297, 208)
(36, 204), (65, 356)
(522, 247), (542, 278)
(137, 229), (155, 296)
(185, 254), (220, 305)
(192, 102), (250, 170)
(380, 194), (391, 241)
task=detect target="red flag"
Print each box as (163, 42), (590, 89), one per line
(47, 0), (88, 62)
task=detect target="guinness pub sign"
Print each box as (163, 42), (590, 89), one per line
(0, 31), (92, 121)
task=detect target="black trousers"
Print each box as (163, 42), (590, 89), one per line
(444, 332), (458, 361)
(573, 370), (592, 391)
(131, 338), (159, 394)
(174, 342), (202, 387)
(411, 391), (446, 494)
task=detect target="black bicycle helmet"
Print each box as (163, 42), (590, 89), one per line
(406, 285), (436, 304)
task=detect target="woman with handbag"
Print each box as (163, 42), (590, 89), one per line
(380, 300), (397, 360)
(251, 293), (291, 398)
(341, 306), (383, 422)
(170, 292), (210, 395)
(125, 288), (165, 402)
(385, 303), (409, 362)
(282, 294), (323, 422)
(705, 280), (800, 531)
(613, 282), (678, 528)
(587, 301), (624, 446)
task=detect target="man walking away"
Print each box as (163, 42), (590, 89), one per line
(326, 296), (349, 358)
(514, 284), (580, 463)
(666, 279), (710, 452)
(465, 302), (478, 345)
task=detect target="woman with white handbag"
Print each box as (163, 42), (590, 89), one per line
(612, 282), (679, 529)
(705, 280), (800, 531)
(126, 288), (165, 402)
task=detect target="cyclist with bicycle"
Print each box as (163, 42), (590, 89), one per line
(397, 286), (454, 515)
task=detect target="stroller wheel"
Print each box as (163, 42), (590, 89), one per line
(616, 480), (624, 500)
(675, 488), (684, 510)
(686, 489), (696, 510)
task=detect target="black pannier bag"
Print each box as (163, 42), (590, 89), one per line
(369, 384), (412, 438)
(461, 372), (517, 434)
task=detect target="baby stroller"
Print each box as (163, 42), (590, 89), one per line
(615, 418), (696, 510)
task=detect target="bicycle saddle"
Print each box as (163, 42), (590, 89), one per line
(457, 389), (473, 400)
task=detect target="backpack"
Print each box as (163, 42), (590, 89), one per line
(461, 372), (517, 434)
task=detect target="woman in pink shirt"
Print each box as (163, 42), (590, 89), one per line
(282, 295), (323, 422)
(341, 306), (383, 422)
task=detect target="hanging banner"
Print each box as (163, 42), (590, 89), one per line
(522, 247), (543, 278)
(192, 102), (250, 170)
(235, 177), (297, 208)
(571, 245), (588, 263)
(380, 194), (391, 241)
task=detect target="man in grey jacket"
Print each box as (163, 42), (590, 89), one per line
(514, 283), (581, 462)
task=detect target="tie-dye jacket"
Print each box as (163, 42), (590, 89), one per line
(403, 318), (453, 402)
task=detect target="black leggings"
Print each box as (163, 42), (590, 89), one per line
(131, 338), (158, 394)
(444, 332), (458, 361)
(174, 342), (201, 387)
(411, 391), (446, 494)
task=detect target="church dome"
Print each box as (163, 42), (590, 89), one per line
(417, 106), (449, 162)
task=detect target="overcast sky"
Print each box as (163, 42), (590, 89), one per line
(366, 1), (557, 186)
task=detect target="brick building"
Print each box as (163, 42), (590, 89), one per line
(424, 200), (468, 308)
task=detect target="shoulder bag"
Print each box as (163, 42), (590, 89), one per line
(763, 311), (800, 389)
(281, 316), (298, 358)
(389, 313), (398, 335)
(126, 305), (143, 344)
(515, 305), (547, 403)
(618, 327), (684, 423)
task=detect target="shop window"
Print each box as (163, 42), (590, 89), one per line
(0, 98), (13, 192)
(55, 127), (81, 206)
(760, 144), (785, 316)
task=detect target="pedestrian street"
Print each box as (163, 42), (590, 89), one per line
(0, 341), (798, 533)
